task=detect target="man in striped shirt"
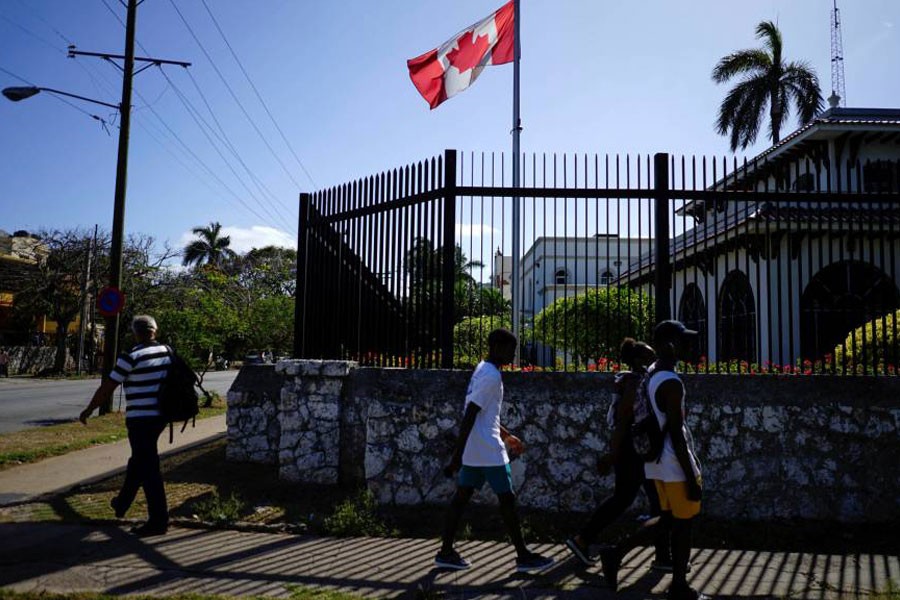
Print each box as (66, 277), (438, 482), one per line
(80, 314), (172, 537)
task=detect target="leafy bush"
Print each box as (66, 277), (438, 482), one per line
(453, 314), (511, 368)
(321, 490), (393, 538)
(834, 310), (900, 374)
(193, 491), (246, 525)
(533, 287), (654, 364)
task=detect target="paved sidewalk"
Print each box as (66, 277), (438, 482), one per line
(0, 415), (226, 506)
(0, 522), (897, 599)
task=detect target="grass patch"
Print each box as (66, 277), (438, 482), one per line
(193, 491), (247, 525)
(321, 490), (396, 538)
(0, 392), (225, 471)
(0, 585), (363, 600)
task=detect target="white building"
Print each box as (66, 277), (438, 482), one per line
(489, 107), (900, 367)
(635, 107), (900, 365)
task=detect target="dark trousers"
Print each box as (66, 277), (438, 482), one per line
(581, 451), (647, 543)
(118, 417), (168, 526)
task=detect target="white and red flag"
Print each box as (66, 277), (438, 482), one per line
(407, 1), (515, 109)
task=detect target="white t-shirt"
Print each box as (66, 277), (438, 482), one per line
(461, 361), (509, 467)
(643, 368), (702, 482)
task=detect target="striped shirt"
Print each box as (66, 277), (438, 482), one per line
(110, 342), (172, 419)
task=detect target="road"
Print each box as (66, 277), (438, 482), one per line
(0, 370), (238, 434)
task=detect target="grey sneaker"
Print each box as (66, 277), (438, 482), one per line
(435, 549), (471, 570)
(516, 551), (554, 573)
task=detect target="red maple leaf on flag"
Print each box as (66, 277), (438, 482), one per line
(447, 30), (489, 74)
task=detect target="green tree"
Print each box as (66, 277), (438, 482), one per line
(233, 245), (297, 297)
(712, 20), (823, 151)
(182, 221), (237, 269)
(151, 270), (244, 371)
(245, 295), (294, 356)
(12, 230), (90, 372)
(453, 314), (511, 368)
(533, 287), (654, 364)
(833, 309), (900, 374)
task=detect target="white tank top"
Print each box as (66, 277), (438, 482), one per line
(643, 369), (701, 482)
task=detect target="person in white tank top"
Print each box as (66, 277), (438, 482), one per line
(644, 320), (708, 600)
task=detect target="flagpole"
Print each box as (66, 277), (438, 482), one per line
(511, 0), (522, 364)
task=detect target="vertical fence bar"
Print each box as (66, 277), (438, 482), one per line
(441, 150), (457, 368)
(293, 192), (311, 358)
(654, 152), (672, 322)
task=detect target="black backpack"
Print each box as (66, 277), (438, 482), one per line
(630, 369), (667, 462)
(158, 346), (200, 443)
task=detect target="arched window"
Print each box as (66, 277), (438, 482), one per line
(800, 260), (899, 360)
(718, 271), (756, 362)
(600, 270), (614, 285)
(678, 283), (707, 363)
(555, 268), (568, 285)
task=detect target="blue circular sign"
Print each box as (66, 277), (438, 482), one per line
(97, 286), (126, 317)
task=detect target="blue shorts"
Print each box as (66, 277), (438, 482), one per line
(458, 464), (513, 494)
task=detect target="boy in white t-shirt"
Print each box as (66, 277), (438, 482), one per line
(435, 328), (554, 573)
(644, 320), (707, 600)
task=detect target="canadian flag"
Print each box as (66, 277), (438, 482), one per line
(407, 1), (514, 109)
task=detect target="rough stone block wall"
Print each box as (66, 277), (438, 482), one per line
(5, 346), (72, 375)
(364, 370), (614, 511)
(225, 365), (283, 464)
(275, 360), (355, 485)
(226, 361), (900, 523)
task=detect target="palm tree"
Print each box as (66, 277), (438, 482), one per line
(712, 20), (823, 151)
(182, 221), (237, 268)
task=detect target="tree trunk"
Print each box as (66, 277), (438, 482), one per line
(770, 88), (782, 146)
(54, 322), (70, 373)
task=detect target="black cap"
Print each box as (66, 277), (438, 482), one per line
(654, 319), (698, 344)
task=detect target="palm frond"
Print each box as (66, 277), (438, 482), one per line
(712, 49), (771, 83)
(755, 20), (783, 65)
(783, 61), (824, 123)
(715, 75), (770, 151)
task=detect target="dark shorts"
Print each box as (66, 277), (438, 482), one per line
(458, 464), (513, 494)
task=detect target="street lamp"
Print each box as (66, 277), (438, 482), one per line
(3, 0), (189, 413)
(2, 86), (120, 110)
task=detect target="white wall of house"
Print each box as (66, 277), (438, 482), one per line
(668, 233), (900, 365)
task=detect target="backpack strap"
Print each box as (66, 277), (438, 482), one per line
(169, 422), (174, 444)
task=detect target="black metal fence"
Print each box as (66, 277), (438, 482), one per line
(295, 150), (900, 374)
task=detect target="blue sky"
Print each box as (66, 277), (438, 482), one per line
(1, 0), (898, 255)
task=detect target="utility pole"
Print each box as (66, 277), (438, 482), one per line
(68, 0), (190, 411)
(75, 227), (95, 375)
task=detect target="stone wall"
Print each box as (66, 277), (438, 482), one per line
(3, 346), (71, 375)
(226, 365), (284, 464)
(227, 361), (900, 523)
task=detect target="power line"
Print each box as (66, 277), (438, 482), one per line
(159, 67), (295, 233)
(165, 0), (308, 194)
(99, 0), (296, 232)
(182, 68), (296, 229)
(135, 87), (276, 226)
(199, 0), (317, 189)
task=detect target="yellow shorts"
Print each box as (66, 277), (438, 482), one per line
(654, 479), (701, 519)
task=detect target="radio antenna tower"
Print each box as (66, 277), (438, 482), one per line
(829, 0), (847, 108)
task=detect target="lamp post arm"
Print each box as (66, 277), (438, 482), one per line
(39, 87), (120, 110)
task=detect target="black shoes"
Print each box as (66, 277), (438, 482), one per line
(434, 548), (471, 570)
(130, 522), (168, 537)
(109, 496), (127, 519)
